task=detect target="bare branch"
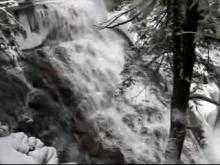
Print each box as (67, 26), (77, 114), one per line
(99, 5), (138, 26)
(95, 0), (157, 29)
(104, 11), (143, 29)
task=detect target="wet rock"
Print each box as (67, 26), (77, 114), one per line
(153, 127), (164, 140)
(27, 90), (60, 114)
(0, 68), (30, 130)
(0, 50), (13, 66)
(140, 127), (150, 136)
(96, 146), (125, 164)
(0, 1), (209, 164)
(54, 46), (70, 65)
(122, 114), (136, 130)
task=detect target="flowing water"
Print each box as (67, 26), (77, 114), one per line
(0, 0), (216, 163)
(13, 0), (169, 163)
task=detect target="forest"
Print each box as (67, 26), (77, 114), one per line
(0, 0), (220, 164)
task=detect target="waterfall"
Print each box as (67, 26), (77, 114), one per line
(0, 0), (209, 163)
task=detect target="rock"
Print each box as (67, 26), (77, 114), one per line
(0, 0), (211, 164)
(0, 0), (18, 8)
(97, 146), (125, 164)
(0, 67), (30, 131)
(27, 90), (60, 114)
(0, 132), (59, 164)
(122, 114), (136, 130)
(0, 50), (12, 65)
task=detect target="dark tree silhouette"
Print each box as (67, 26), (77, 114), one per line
(164, 0), (200, 163)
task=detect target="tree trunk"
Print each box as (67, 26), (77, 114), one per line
(165, 0), (199, 163)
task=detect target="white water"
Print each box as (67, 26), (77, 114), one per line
(16, 0), (160, 163)
(13, 0), (220, 163)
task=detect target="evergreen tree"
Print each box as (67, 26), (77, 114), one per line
(100, 0), (220, 163)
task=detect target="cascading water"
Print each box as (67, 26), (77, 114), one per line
(0, 0), (214, 164)
(11, 0), (169, 163)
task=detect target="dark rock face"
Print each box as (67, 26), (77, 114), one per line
(0, 67), (30, 130)
(0, 21), (125, 162)
(21, 48), (124, 163)
(0, 0), (209, 164)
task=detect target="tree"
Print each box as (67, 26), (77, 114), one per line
(164, 0), (199, 163)
(98, 0), (219, 163)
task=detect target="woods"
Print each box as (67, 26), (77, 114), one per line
(0, 0), (220, 164)
(103, 0), (220, 163)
